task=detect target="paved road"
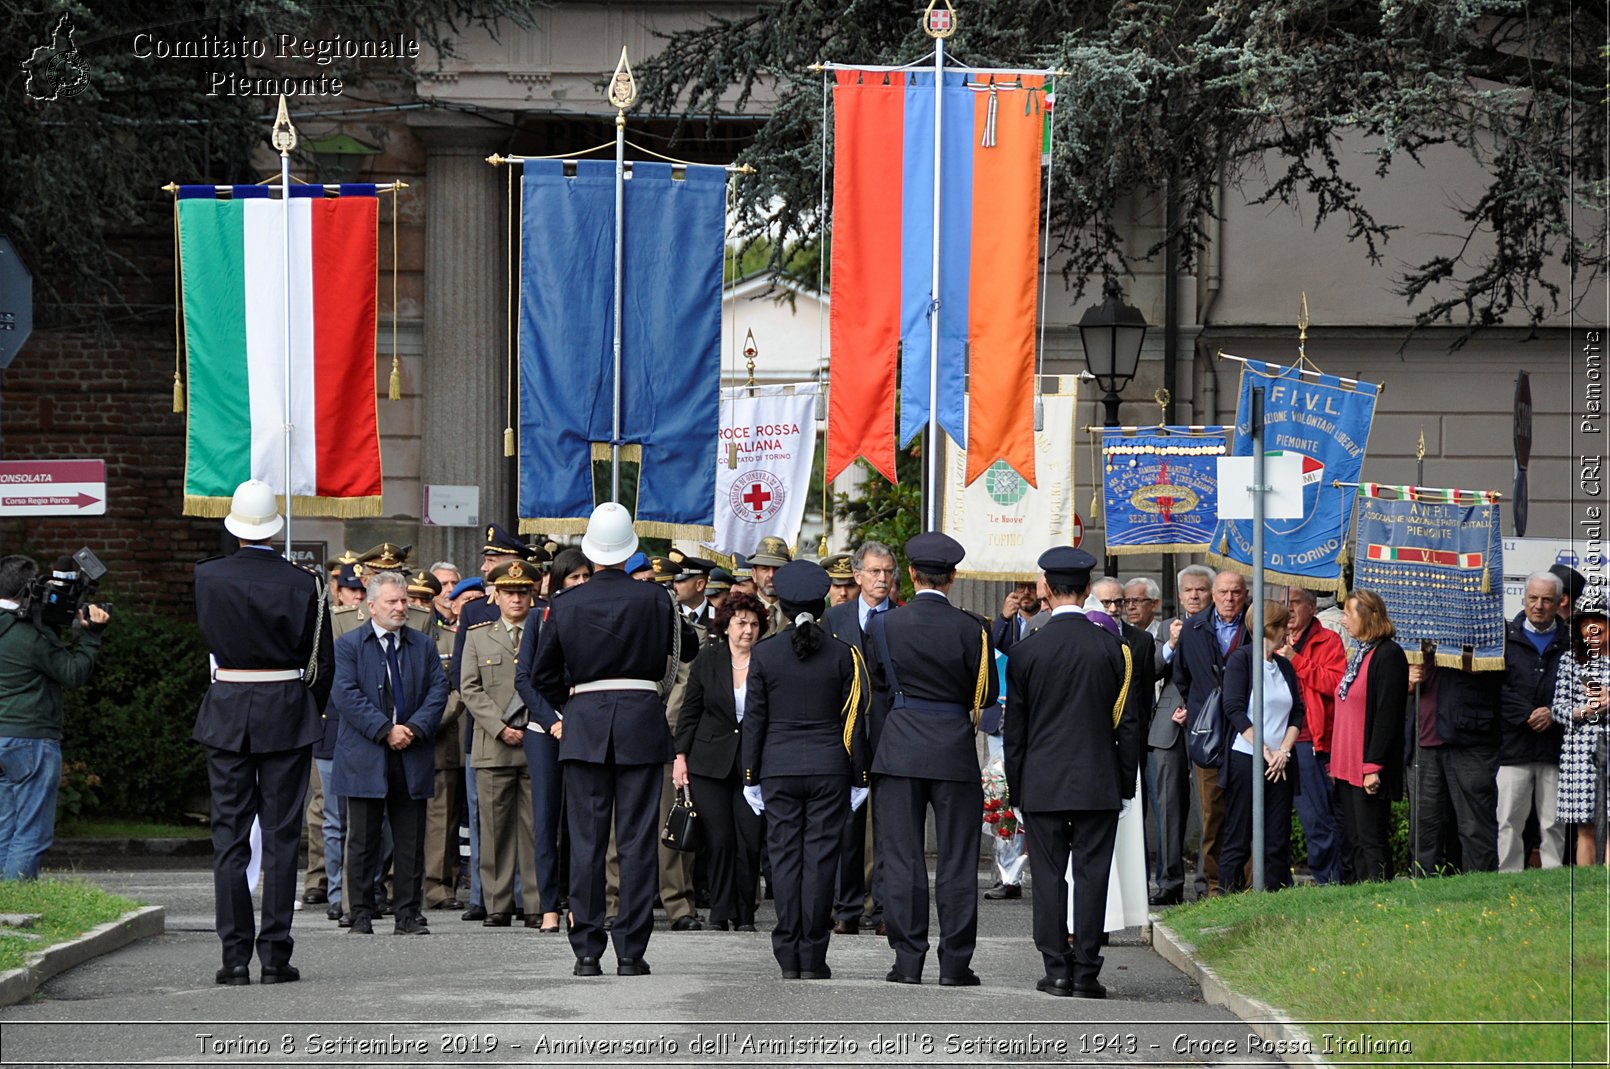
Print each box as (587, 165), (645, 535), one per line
(0, 866), (1282, 1067)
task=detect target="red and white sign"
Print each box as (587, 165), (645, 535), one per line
(1072, 511), (1084, 548)
(0, 460), (105, 516)
(709, 384), (819, 559)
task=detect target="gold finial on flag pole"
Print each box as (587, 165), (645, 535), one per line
(1155, 387), (1170, 429)
(609, 47), (638, 121)
(271, 94), (298, 156)
(743, 328), (758, 389)
(1296, 291), (1310, 368)
(922, 0), (957, 38)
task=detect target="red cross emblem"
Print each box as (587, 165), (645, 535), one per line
(923, 1), (956, 38)
(742, 483), (773, 513)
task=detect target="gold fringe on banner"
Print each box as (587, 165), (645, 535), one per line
(182, 493), (384, 519)
(1106, 542), (1213, 557)
(635, 520), (717, 541)
(1204, 552), (1349, 597)
(519, 517), (590, 536)
(172, 372), (185, 414)
(956, 569), (1041, 582)
(388, 353), (402, 401)
(1421, 650), (1505, 672)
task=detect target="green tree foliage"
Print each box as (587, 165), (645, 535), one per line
(637, 0), (1605, 340)
(2, 1), (534, 330)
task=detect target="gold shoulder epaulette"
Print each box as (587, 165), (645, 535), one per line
(467, 619), (497, 630)
(332, 605), (358, 615)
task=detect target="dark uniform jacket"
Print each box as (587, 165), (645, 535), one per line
(531, 569), (697, 765)
(328, 623), (449, 800)
(822, 598), (892, 752)
(193, 547), (334, 753)
(0, 615), (101, 739)
(1117, 619), (1158, 735)
(1003, 612), (1139, 810)
(673, 641), (744, 780)
(1499, 614), (1569, 766)
(741, 628), (869, 785)
(865, 590), (998, 782)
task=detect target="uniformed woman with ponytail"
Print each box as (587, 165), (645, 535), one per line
(741, 560), (870, 980)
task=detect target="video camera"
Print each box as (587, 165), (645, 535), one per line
(19, 548), (108, 632)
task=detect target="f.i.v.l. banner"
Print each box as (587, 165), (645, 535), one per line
(1208, 359), (1379, 592)
(1102, 428), (1226, 555)
(1351, 484), (1506, 670)
(710, 384), (819, 561)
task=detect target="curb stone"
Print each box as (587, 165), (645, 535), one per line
(1148, 914), (1329, 1068)
(0, 905), (165, 1007)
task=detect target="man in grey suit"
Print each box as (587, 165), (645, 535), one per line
(1144, 564), (1214, 905)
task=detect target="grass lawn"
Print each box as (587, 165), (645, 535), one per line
(1163, 867), (1608, 1066)
(0, 878), (140, 974)
(55, 819), (209, 840)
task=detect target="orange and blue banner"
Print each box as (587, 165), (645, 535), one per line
(827, 69), (1046, 487)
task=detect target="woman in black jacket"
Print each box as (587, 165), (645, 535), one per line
(1218, 600), (1305, 892)
(1332, 589), (1410, 882)
(672, 592), (767, 931)
(743, 561), (869, 979)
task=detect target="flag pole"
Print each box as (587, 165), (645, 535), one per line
(608, 48), (638, 504)
(271, 95), (298, 553)
(922, 2), (955, 532)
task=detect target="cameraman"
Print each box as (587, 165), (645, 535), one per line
(0, 555), (109, 879)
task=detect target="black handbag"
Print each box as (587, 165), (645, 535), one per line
(1186, 666), (1226, 769)
(661, 786), (699, 852)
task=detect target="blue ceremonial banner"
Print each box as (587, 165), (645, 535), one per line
(1351, 484), (1506, 670)
(1101, 428), (1226, 555)
(518, 160), (724, 538)
(1208, 359), (1380, 593)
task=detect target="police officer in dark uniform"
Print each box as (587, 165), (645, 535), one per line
(531, 503), (698, 978)
(866, 531), (998, 986)
(1003, 547), (1139, 999)
(193, 480), (334, 986)
(744, 561), (870, 979)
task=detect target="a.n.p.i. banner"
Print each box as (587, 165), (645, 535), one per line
(942, 379), (1077, 579)
(517, 160), (724, 538)
(1101, 428), (1226, 555)
(177, 184), (383, 516)
(1351, 484), (1505, 670)
(1208, 359), (1379, 592)
(710, 384), (819, 561)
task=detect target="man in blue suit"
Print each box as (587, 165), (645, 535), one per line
(330, 570), (449, 936)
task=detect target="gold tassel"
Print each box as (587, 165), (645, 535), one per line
(504, 427), (516, 457)
(1089, 489), (1099, 520)
(388, 353), (402, 401)
(1481, 564), (1491, 594)
(172, 372), (184, 413)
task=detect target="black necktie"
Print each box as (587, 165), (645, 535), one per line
(384, 632), (403, 723)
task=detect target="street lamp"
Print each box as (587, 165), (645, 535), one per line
(1078, 282), (1149, 426)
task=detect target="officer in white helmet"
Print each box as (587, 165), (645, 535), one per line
(193, 480), (334, 986)
(529, 503), (698, 978)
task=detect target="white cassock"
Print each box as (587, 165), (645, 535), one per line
(1067, 771), (1149, 933)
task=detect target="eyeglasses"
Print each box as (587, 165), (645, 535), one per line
(859, 568), (896, 578)
(1099, 598), (1124, 608)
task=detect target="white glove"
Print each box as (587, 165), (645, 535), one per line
(849, 786), (869, 812)
(743, 784), (765, 815)
(1119, 796), (1135, 819)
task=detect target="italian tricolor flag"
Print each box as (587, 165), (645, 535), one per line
(178, 184), (383, 516)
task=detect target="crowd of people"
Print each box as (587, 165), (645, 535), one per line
(186, 478), (1605, 995)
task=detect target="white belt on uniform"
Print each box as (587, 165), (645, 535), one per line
(213, 668), (303, 683)
(569, 678), (658, 696)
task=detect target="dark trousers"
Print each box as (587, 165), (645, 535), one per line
(205, 744), (311, 968)
(1148, 741), (1191, 898)
(423, 763), (466, 906)
(1219, 749), (1295, 893)
(764, 774), (848, 973)
(565, 759), (660, 962)
(1337, 780), (1394, 882)
(1412, 744), (1499, 875)
(689, 771), (763, 927)
(833, 790), (880, 923)
(1023, 808), (1119, 985)
(524, 729), (563, 915)
(346, 751), (425, 922)
(872, 773), (982, 980)
(1291, 743), (1342, 884)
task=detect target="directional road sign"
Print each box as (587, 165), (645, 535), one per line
(0, 459), (106, 516)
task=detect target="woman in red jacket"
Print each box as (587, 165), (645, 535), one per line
(1332, 590), (1409, 882)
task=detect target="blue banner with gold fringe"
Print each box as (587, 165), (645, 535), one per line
(1351, 483), (1506, 670)
(1101, 428), (1226, 554)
